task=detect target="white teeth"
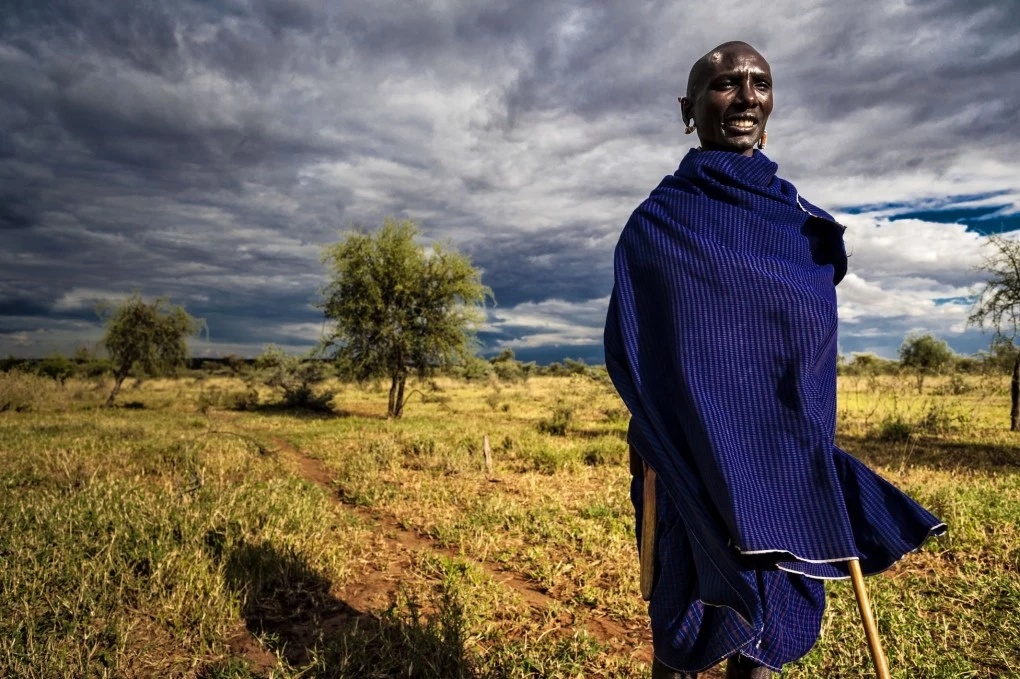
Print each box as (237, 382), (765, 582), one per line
(728, 119), (755, 129)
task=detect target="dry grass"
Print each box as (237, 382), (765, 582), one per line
(0, 371), (1017, 677)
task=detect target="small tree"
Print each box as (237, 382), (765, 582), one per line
(969, 235), (1020, 430)
(319, 218), (490, 418)
(100, 294), (202, 406)
(898, 333), (954, 394)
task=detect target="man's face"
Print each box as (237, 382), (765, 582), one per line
(681, 46), (773, 157)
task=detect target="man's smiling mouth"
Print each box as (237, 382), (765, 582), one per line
(723, 116), (758, 132)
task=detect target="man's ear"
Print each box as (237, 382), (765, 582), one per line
(679, 96), (693, 125)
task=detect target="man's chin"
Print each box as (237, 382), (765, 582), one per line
(701, 138), (757, 155)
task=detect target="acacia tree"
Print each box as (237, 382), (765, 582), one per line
(898, 333), (954, 394)
(319, 218), (490, 418)
(969, 235), (1020, 431)
(101, 294), (202, 406)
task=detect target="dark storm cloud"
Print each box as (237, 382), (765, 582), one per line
(0, 0), (1017, 359)
(472, 225), (616, 308)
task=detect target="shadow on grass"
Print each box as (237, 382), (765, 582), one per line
(569, 427), (628, 441)
(839, 433), (1020, 472)
(233, 402), (390, 421)
(209, 535), (474, 678)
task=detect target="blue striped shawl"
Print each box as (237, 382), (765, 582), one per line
(604, 149), (945, 666)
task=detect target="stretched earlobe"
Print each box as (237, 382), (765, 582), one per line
(685, 119), (696, 135)
(758, 130), (767, 149)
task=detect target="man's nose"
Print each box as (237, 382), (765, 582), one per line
(736, 78), (759, 107)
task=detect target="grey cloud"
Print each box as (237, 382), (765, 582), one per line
(0, 0), (1017, 359)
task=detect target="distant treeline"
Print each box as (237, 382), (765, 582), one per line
(0, 349), (610, 381)
(3, 334), (1018, 383)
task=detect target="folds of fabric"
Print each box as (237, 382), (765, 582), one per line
(604, 149), (945, 670)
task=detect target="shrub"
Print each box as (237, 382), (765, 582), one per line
(877, 416), (913, 442)
(0, 371), (59, 412)
(602, 407), (628, 423)
(528, 441), (576, 474)
(844, 353), (900, 376)
(492, 359), (523, 382)
(563, 358), (588, 376)
(198, 387), (260, 414)
(934, 374), (972, 396)
(0, 355), (24, 372)
(544, 362), (568, 377)
(35, 355), (76, 384)
(916, 402), (969, 436)
(459, 356), (492, 382)
(537, 399), (574, 436)
(253, 345), (336, 412)
(581, 436), (628, 466)
(490, 348), (525, 382)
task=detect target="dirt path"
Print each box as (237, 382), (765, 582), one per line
(268, 434), (654, 662)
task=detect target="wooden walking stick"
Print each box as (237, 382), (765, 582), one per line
(640, 459), (656, 600)
(848, 558), (891, 679)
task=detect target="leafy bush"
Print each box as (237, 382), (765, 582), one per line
(81, 358), (113, 378)
(934, 374), (972, 396)
(196, 387), (259, 414)
(543, 362), (568, 377)
(0, 371), (59, 412)
(842, 353), (901, 376)
(876, 416), (913, 442)
(537, 399), (575, 436)
(916, 402), (969, 436)
(35, 355), (76, 384)
(563, 358), (588, 376)
(581, 436), (628, 466)
(0, 355), (25, 372)
(528, 441), (576, 474)
(602, 407), (628, 424)
(253, 345), (336, 412)
(459, 356), (492, 382)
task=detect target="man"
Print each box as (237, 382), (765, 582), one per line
(603, 42), (945, 678)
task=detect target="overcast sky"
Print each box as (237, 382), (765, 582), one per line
(2, 0), (1018, 363)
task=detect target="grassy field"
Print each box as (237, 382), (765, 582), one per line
(1, 369), (1017, 678)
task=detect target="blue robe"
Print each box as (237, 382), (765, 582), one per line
(603, 149), (945, 672)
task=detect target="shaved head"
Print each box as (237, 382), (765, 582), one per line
(686, 41), (767, 100)
(679, 41), (773, 156)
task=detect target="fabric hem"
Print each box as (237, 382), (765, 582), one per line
(756, 522), (948, 581)
(738, 547), (858, 563)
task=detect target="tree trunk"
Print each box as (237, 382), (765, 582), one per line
(1011, 349), (1019, 432)
(106, 373), (126, 407)
(394, 374), (407, 419)
(387, 374), (398, 418)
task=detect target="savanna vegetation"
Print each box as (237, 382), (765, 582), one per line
(0, 357), (1017, 678)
